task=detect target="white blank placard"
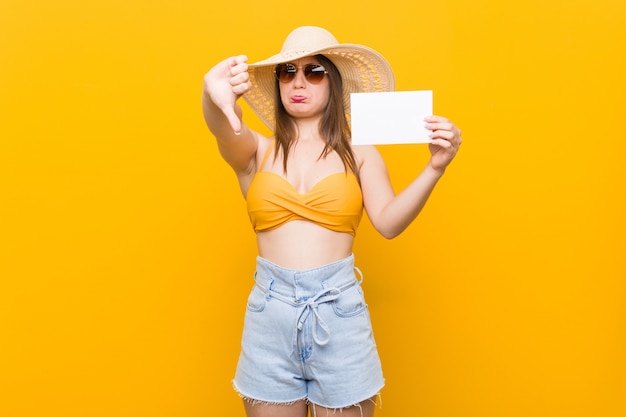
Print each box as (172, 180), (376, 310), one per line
(350, 90), (433, 145)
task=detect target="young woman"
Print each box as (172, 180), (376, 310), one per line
(202, 26), (462, 417)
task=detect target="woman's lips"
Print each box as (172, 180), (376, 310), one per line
(291, 96), (306, 103)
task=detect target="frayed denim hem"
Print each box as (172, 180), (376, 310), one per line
(309, 393), (382, 417)
(239, 394), (308, 407)
(233, 381), (307, 406)
(233, 382), (382, 417)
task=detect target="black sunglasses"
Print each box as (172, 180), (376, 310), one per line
(274, 63), (328, 84)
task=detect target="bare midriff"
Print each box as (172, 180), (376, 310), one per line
(256, 220), (354, 270)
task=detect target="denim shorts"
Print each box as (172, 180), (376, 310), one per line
(233, 254), (384, 408)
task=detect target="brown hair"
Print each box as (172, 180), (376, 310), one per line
(273, 55), (358, 175)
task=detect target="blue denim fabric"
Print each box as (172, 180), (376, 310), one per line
(233, 254), (384, 408)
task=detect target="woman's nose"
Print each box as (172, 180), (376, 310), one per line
(292, 69), (307, 87)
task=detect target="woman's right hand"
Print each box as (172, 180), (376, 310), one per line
(203, 55), (251, 134)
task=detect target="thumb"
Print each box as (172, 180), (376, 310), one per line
(222, 106), (242, 134)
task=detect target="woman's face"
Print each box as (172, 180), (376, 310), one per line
(278, 56), (330, 122)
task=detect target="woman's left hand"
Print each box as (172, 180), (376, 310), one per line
(425, 115), (463, 174)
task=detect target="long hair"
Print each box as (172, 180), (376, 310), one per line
(273, 55), (358, 175)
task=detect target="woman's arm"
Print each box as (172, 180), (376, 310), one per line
(202, 55), (260, 176)
(358, 115), (462, 239)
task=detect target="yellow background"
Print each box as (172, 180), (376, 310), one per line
(1, 0), (624, 416)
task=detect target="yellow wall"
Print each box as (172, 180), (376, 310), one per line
(1, 0), (624, 416)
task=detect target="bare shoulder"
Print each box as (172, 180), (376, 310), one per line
(231, 132), (275, 197)
(352, 144), (386, 171)
(253, 134), (276, 171)
(256, 133), (275, 151)
(352, 144), (394, 216)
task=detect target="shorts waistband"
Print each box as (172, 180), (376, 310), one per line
(253, 254), (363, 346)
(254, 254), (361, 300)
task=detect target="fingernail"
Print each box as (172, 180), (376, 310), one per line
(234, 130), (241, 136)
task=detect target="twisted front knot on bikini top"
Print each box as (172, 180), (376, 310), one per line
(246, 142), (363, 236)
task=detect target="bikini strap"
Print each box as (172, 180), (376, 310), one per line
(258, 140), (276, 171)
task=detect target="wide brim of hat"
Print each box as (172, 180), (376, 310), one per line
(243, 43), (395, 131)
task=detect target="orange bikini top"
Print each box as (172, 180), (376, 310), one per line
(246, 142), (363, 236)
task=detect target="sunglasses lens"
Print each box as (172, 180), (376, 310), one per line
(275, 64), (296, 83)
(304, 64), (326, 84)
(275, 63), (327, 83)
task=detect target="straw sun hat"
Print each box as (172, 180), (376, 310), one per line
(243, 26), (395, 130)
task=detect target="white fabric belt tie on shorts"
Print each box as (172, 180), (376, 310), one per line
(296, 287), (342, 346)
(256, 267), (363, 347)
